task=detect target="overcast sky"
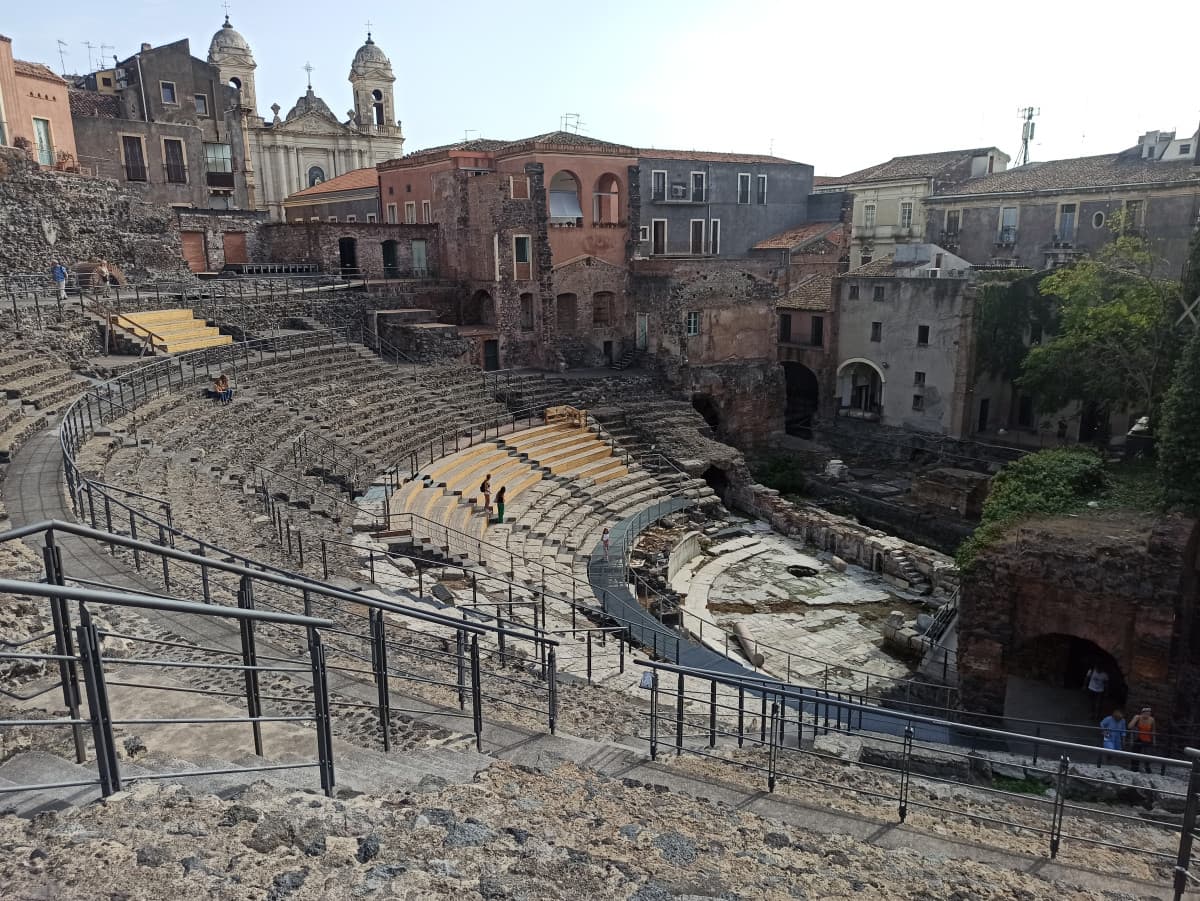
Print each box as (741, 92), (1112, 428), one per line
(8, 0), (1198, 174)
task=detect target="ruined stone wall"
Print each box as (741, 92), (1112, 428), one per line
(686, 361), (785, 448)
(729, 482), (958, 592)
(959, 514), (1200, 735)
(0, 147), (184, 278)
(176, 209), (268, 272)
(254, 221), (440, 276)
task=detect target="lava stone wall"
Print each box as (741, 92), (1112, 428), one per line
(959, 514), (1200, 735)
(0, 147), (184, 278)
(255, 221), (440, 276)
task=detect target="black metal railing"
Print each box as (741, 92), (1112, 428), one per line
(638, 657), (1200, 896)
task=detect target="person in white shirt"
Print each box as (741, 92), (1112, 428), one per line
(1085, 665), (1109, 718)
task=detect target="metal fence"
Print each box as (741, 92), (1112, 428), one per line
(637, 658), (1200, 899)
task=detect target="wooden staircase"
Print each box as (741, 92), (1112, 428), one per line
(108, 309), (232, 355)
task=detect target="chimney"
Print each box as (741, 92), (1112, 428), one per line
(140, 43), (151, 52)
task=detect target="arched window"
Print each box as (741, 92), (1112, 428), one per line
(307, 166), (325, 187)
(549, 171), (583, 226)
(229, 77), (242, 91)
(593, 174), (621, 225)
(371, 89), (385, 127)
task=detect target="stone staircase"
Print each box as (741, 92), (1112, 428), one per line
(108, 309), (233, 354)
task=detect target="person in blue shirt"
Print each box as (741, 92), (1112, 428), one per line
(51, 261), (68, 300)
(1100, 708), (1126, 764)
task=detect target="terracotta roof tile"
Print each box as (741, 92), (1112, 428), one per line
(753, 220), (843, 251)
(779, 273), (834, 311)
(286, 167), (378, 199)
(14, 59), (65, 84)
(846, 255), (904, 277)
(69, 89), (121, 119)
(929, 152), (1200, 197)
(825, 148), (1002, 185)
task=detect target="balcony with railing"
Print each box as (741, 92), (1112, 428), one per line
(357, 123), (404, 137)
(206, 170), (235, 189)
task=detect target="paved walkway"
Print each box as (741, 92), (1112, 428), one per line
(1, 423), (1191, 899)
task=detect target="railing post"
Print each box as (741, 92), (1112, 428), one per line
(675, 672), (685, 756)
(456, 630), (466, 710)
(708, 679), (718, 749)
(649, 670), (659, 760)
(1049, 754), (1070, 858)
(157, 524), (170, 588)
(307, 627), (336, 797)
(128, 511), (141, 570)
(44, 531), (85, 764)
(469, 634), (483, 751)
(370, 609), (391, 752)
(547, 646), (558, 735)
(1172, 750), (1200, 901)
(237, 576), (264, 756)
(76, 605), (121, 796)
(767, 701), (779, 793)
(585, 629), (593, 683)
(898, 723), (914, 822)
(738, 684), (745, 748)
(321, 538), (329, 579)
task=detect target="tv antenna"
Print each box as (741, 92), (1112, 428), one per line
(560, 112), (586, 134)
(56, 40), (69, 75)
(83, 41), (97, 71)
(463, 129), (480, 141)
(1016, 106), (1039, 167)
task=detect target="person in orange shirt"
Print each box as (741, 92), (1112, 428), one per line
(1127, 707), (1156, 773)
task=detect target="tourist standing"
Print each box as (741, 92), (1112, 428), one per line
(601, 527), (611, 562)
(494, 486), (506, 524)
(50, 261), (67, 300)
(1127, 707), (1156, 772)
(480, 474), (492, 515)
(1099, 708), (1126, 764)
(1084, 664), (1109, 719)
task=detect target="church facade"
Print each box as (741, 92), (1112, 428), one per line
(206, 17), (404, 221)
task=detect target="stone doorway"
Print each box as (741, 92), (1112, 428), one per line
(338, 237), (358, 275)
(782, 361), (819, 437)
(1004, 633), (1126, 737)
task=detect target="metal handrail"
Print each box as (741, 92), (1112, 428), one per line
(292, 428), (370, 492)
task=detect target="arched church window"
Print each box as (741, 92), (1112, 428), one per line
(229, 77), (242, 91)
(308, 166), (325, 187)
(371, 89), (385, 127)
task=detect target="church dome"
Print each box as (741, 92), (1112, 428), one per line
(209, 16), (253, 59)
(285, 87), (338, 122)
(350, 33), (393, 77)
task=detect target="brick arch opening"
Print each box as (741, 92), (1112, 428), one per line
(1005, 633), (1127, 729)
(462, 289), (495, 326)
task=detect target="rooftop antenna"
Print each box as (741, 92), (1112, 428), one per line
(303, 61), (313, 90)
(464, 129), (480, 141)
(769, 137), (775, 156)
(1016, 106), (1039, 167)
(560, 112), (585, 134)
(56, 39), (69, 76)
(83, 41), (98, 72)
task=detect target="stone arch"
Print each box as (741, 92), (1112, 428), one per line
(229, 76), (242, 91)
(1005, 633), (1127, 727)
(307, 165), (325, 187)
(782, 361), (820, 436)
(837, 357), (884, 415)
(593, 172), (622, 225)
(549, 170), (584, 225)
(371, 88), (385, 126)
(701, 465), (731, 500)
(691, 394), (721, 435)
(463, 289), (495, 326)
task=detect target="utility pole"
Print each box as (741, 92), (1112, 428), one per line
(1016, 106), (1039, 167)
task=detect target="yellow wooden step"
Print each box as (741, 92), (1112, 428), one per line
(156, 334), (233, 353)
(120, 309), (200, 326)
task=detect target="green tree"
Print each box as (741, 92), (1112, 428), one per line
(1019, 230), (1182, 420)
(973, 271), (1056, 382)
(1157, 329), (1200, 511)
(1182, 227), (1200, 321)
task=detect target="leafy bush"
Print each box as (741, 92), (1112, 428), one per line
(955, 449), (1108, 568)
(753, 454), (807, 496)
(1158, 330), (1200, 512)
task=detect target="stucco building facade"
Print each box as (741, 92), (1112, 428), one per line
(0, 36), (77, 168)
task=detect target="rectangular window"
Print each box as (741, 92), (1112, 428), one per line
(404, 201), (416, 224)
(690, 171), (706, 202)
(421, 200), (431, 223)
(1181, 144), (1192, 155)
(998, 206), (1018, 242)
(160, 81), (177, 105)
(592, 295), (611, 327)
(194, 93), (209, 116)
(737, 173), (751, 204)
(346, 215), (357, 223)
(1029, 322), (1043, 345)
(32, 117), (54, 166)
(651, 170), (667, 202)
(638, 225), (650, 242)
(509, 175), (530, 199)
(870, 321), (882, 342)
(309, 217), (319, 222)
(690, 219), (705, 254)
(1124, 199), (1143, 230)
(1058, 203), (1077, 241)
(327, 216), (338, 222)
(204, 142), (232, 172)
(778, 313), (792, 343)
(900, 201), (913, 229)
(685, 311), (700, 337)
(709, 219), (720, 255)
(651, 219), (667, 255)
(163, 138), (187, 184)
(848, 285), (860, 300)
(1017, 394), (1035, 428)
(914, 371), (926, 386)
(520, 294), (534, 330)
(810, 315), (824, 347)
(863, 203), (876, 228)
(756, 174), (767, 205)
(944, 210), (961, 236)
(367, 213), (377, 223)
(872, 285), (885, 301)
(386, 203), (397, 224)
(513, 235), (532, 280)
(121, 135), (147, 181)
(912, 394), (925, 411)
(917, 324), (930, 345)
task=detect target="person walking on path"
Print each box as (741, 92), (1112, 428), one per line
(494, 486), (506, 524)
(480, 474), (492, 516)
(51, 261), (67, 300)
(1128, 707), (1156, 772)
(1084, 664), (1109, 719)
(601, 527), (611, 562)
(1099, 708), (1126, 764)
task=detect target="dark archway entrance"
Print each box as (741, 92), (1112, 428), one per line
(381, 240), (399, 278)
(692, 394), (721, 436)
(462, 290), (495, 326)
(338, 237), (358, 275)
(783, 361), (820, 437)
(701, 465), (731, 501)
(1005, 633), (1126, 738)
